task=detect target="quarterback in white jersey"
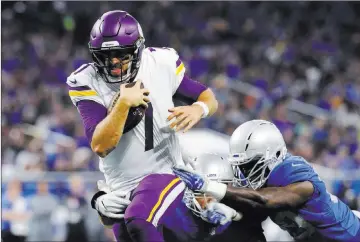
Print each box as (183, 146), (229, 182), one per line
(67, 10), (218, 241)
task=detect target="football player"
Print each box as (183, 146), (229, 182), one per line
(173, 120), (360, 242)
(93, 153), (265, 242)
(66, 10), (218, 241)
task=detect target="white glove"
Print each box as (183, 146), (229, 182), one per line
(202, 202), (243, 225)
(93, 181), (131, 219)
(173, 166), (227, 201)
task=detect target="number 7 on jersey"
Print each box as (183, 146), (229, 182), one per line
(144, 102), (154, 151)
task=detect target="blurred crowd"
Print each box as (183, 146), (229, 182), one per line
(1, 1), (360, 241)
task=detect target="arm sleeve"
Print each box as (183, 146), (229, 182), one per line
(76, 100), (108, 142)
(173, 75), (208, 104)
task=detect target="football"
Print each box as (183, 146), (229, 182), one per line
(108, 82), (147, 134)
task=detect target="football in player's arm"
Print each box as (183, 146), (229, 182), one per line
(173, 120), (360, 242)
(68, 50), (217, 159)
(68, 55), (217, 158)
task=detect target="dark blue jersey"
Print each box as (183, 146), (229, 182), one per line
(267, 154), (360, 242)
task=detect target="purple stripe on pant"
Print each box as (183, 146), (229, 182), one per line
(112, 174), (184, 242)
(125, 174), (181, 222)
(173, 75), (207, 104)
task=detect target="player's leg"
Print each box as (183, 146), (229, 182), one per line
(112, 220), (133, 242)
(124, 174), (184, 242)
(126, 218), (165, 242)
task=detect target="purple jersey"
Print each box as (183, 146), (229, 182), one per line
(117, 174), (265, 242)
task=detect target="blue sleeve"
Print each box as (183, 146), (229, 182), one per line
(267, 156), (317, 187)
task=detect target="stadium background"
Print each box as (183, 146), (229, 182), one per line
(1, 1), (360, 241)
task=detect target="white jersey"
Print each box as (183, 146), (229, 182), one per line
(67, 47), (187, 193)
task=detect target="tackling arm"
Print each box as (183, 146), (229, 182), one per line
(222, 182), (314, 211)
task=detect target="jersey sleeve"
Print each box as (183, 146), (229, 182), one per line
(267, 155), (317, 187)
(159, 47), (186, 94)
(66, 64), (107, 142)
(66, 64), (105, 107)
(76, 100), (107, 142)
(147, 47), (186, 94)
(160, 48), (208, 102)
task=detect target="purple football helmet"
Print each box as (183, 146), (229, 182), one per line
(89, 10), (145, 84)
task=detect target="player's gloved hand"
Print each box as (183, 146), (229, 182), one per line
(167, 103), (205, 133)
(119, 79), (150, 108)
(202, 202), (242, 224)
(173, 166), (228, 201)
(202, 202), (242, 235)
(173, 165), (207, 192)
(91, 181), (131, 219)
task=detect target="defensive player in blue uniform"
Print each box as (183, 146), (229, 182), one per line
(173, 120), (360, 242)
(92, 153), (266, 242)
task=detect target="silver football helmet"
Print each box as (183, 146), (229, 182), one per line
(183, 153), (235, 219)
(228, 120), (287, 190)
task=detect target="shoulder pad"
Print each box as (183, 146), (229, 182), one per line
(268, 155), (315, 187)
(66, 63), (104, 106)
(145, 47), (185, 77)
(145, 47), (179, 65)
(66, 63), (97, 88)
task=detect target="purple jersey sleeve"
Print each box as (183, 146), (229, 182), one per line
(172, 75), (208, 104)
(76, 100), (107, 142)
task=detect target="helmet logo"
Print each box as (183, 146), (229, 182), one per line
(101, 41), (120, 48)
(206, 174), (217, 178)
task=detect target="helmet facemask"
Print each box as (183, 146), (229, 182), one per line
(229, 146), (287, 190)
(90, 38), (144, 84)
(183, 189), (213, 219)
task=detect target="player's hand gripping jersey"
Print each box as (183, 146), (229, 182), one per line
(268, 154), (360, 242)
(67, 47), (195, 193)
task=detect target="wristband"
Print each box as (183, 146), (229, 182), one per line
(193, 101), (209, 118)
(205, 181), (227, 201)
